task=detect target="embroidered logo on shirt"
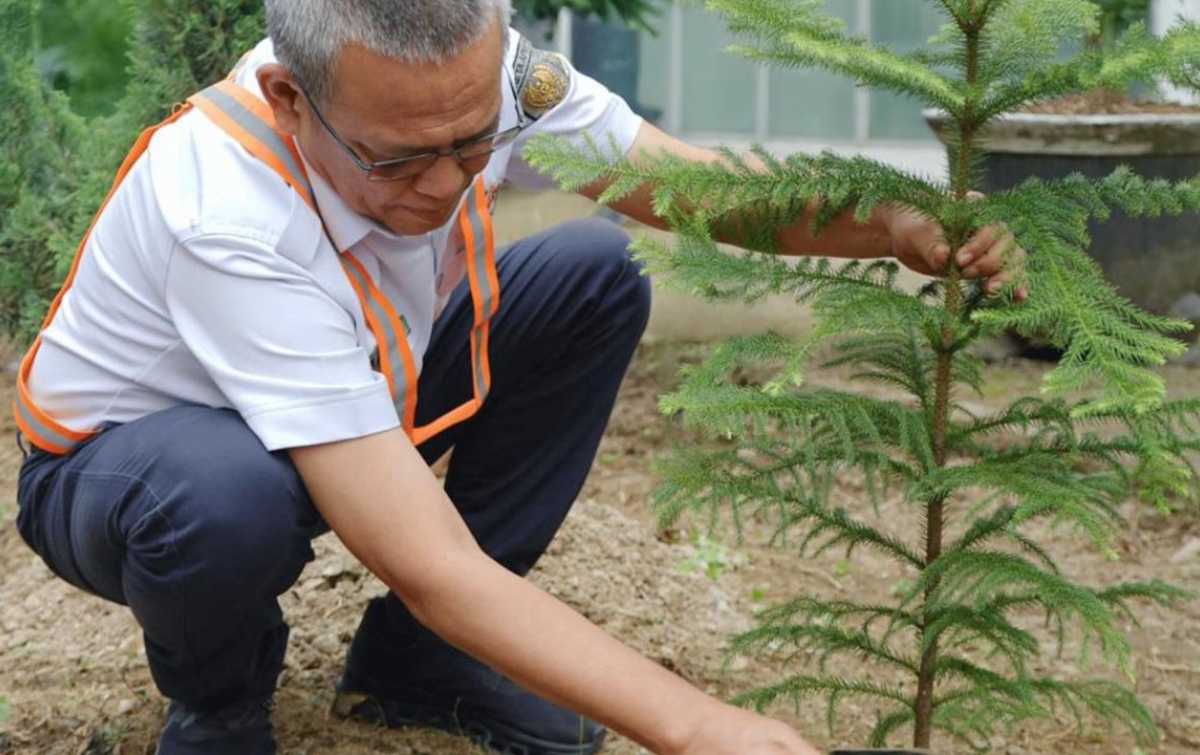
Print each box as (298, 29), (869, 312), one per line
(514, 36), (569, 121)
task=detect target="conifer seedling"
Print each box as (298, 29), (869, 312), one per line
(527, 0), (1200, 750)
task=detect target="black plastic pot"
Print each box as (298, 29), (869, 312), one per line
(570, 14), (662, 123)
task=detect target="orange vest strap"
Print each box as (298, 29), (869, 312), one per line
(186, 80), (500, 445)
(16, 72), (501, 454)
(13, 103), (195, 454)
(188, 82), (315, 211)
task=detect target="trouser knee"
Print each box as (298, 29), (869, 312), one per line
(18, 406), (321, 636)
(121, 409), (321, 605)
(546, 217), (651, 327)
(16, 406), (323, 706)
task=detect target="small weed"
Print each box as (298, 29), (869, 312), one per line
(674, 532), (745, 580)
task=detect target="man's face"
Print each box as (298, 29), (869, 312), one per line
(297, 21), (506, 236)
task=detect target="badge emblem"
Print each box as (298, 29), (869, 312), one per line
(519, 48), (570, 119)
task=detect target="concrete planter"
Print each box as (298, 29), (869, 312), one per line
(924, 109), (1200, 323)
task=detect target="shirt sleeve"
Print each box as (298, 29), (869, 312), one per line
(164, 231), (400, 451)
(504, 30), (645, 190)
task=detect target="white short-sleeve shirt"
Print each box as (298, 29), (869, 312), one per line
(26, 31), (643, 451)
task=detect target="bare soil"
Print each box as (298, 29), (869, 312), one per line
(1, 343), (1198, 755)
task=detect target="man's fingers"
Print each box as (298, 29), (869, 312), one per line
(929, 243), (951, 270)
(983, 272), (1029, 301)
(961, 249), (1006, 279)
(956, 226), (999, 266)
(958, 230), (1028, 301)
(958, 227), (1025, 275)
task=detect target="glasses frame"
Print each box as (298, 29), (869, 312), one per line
(300, 68), (527, 183)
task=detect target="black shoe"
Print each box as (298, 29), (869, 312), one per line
(156, 699), (275, 754)
(332, 598), (606, 755)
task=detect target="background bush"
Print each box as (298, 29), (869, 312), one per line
(0, 0), (264, 347)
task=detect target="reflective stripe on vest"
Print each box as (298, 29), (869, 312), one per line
(14, 78), (499, 453)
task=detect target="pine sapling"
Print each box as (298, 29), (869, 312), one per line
(526, 0), (1200, 750)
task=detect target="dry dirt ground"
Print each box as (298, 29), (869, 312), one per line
(1, 343), (1198, 755)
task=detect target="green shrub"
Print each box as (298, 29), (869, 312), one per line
(0, 0), (264, 347)
(35, 0), (133, 118)
(528, 0), (1200, 750)
(512, 0), (660, 32)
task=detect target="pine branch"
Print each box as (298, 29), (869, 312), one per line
(973, 240), (1186, 413)
(662, 381), (933, 469)
(525, 132), (948, 257)
(977, 0), (1100, 90)
(934, 655), (1040, 707)
(950, 397), (1200, 511)
(732, 674), (912, 717)
(628, 233), (805, 303)
(1028, 678), (1160, 746)
(730, 620), (919, 676)
(821, 321), (982, 418)
(951, 396), (1075, 445)
(653, 435), (919, 542)
(652, 444), (788, 538)
(868, 708), (917, 749)
(924, 601), (1041, 672)
(971, 175), (1196, 415)
(1096, 579), (1195, 622)
(711, 0), (963, 115)
(793, 495), (924, 568)
(916, 550), (1132, 667)
(926, 682), (1048, 748)
(947, 506), (1062, 573)
(1094, 21), (1200, 93)
(757, 596), (923, 634)
(978, 57), (1102, 121)
(914, 453), (1126, 547)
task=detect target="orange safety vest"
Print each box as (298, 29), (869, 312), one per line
(14, 79), (500, 454)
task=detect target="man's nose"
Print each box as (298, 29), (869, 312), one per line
(411, 154), (471, 199)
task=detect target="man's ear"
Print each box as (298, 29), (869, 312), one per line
(257, 63), (303, 136)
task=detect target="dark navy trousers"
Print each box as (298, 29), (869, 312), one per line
(15, 218), (651, 711)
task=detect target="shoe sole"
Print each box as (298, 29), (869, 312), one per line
(331, 685), (606, 755)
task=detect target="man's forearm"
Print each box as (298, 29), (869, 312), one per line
(587, 121), (895, 261)
(292, 429), (727, 755)
(769, 199), (894, 259)
(399, 548), (719, 755)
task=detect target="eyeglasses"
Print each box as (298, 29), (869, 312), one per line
(300, 73), (526, 183)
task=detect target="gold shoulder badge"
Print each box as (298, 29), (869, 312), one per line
(519, 48), (570, 119)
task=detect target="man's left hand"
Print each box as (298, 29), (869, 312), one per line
(884, 204), (1028, 302)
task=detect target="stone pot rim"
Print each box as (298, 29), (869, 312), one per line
(922, 107), (1200, 125)
(921, 107), (1200, 155)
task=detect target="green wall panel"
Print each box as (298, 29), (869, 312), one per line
(679, 5), (756, 134)
(630, 0), (948, 140)
(767, 0), (857, 138)
(869, 0), (947, 139)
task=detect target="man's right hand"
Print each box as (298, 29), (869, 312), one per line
(679, 704), (823, 755)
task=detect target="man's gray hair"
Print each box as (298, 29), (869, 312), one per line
(265, 0), (512, 105)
